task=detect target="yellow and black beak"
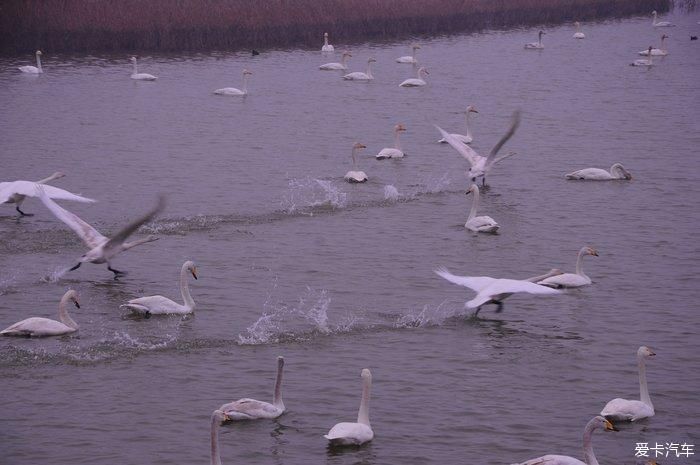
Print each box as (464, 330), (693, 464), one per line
(604, 419), (618, 431)
(74, 301), (81, 309)
(191, 267), (198, 280)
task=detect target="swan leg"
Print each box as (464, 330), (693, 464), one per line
(69, 262), (82, 271)
(473, 306), (483, 317)
(494, 301), (504, 313)
(107, 264), (127, 279)
(16, 206), (33, 216)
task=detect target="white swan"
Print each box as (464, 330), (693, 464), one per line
(631, 48), (654, 66)
(1, 290), (80, 337)
(321, 32), (335, 52)
(214, 69), (252, 96)
(18, 50), (43, 74)
(438, 105), (479, 144)
(1, 172), (94, 216)
(343, 58), (376, 81)
(396, 44), (420, 63)
(320, 51), (352, 70)
(37, 186), (164, 278)
(324, 368), (374, 446)
(573, 22), (586, 39)
(639, 34), (669, 56)
(120, 261), (198, 315)
(435, 267), (561, 314)
(376, 124), (406, 159)
(537, 246), (598, 288)
(210, 410), (230, 465)
(525, 31), (546, 49)
(219, 356), (285, 420)
(344, 143), (368, 183)
(510, 416), (618, 465)
(464, 184), (498, 233)
(399, 66), (429, 87)
(435, 110), (520, 186)
(652, 10), (674, 27)
(565, 163), (632, 180)
(600, 346), (656, 421)
(130, 56), (157, 81)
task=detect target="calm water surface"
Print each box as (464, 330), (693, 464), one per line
(1, 11), (699, 465)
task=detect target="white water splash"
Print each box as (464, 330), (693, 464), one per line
(281, 177), (347, 214)
(383, 184), (400, 201)
(41, 266), (71, 283)
(395, 300), (464, 328)
(111, 331), (177, 351)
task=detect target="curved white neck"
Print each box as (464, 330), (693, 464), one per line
(660, 36), (666, 51)
(465, 112), (473, 139)
(638, 354), (653, 409)
(467, 188), (480, 221)
(357, 376), (371, 426)
(37, 173), (61, 184)
(210, 415), (222, 465)
(180, 265), (195, 310)
(652, 12), (657, 25)
(393, 130), (402, 151)
(58, 293), (78, 330)
(341, 54), (349, 66)
(132, 60), (138, 74)
(351, 147), (359, 168)
(366, 62), (373, 79)
(582, 419), (599, 465)
(324, 36), (329, 46)
(36, 54), (43, 71)
(412, 48), (418, 60)
(576, 23), (581, 33)
(273, 360), (284, 409)
(575, 249), (588, 279)
(538, 34), (543, 46)
(241, 74), (249, 93)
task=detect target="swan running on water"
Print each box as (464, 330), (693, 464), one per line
(1, 172), (94, 216)
(573, 22), (586, 39)
(435, 267), (561, 314)
(130, 56), (157, 81)
(639, 34), (669, 56)
(566, 163), (632, 180)
(376, 124), (406, 159)
(210, 410), (231, 465)
(600, 346), (656, 421)
(510, 416), (618, 465)
(219, 356), (286, 420)
(325, 368), (374, 446)
(438, 105), (479, 144)
(399, 66), (429, 87)
(121, 261), (198, 315)
(18, 50), (43, 74)
(435, 110), (521, 186)
(321, 32), (335, 52)
(1, 290), (81, 337)
(464, 184), (498, 233)
(343, 58), (376, 81)
(344, 143), (368, 183)
(525, 31), (546, 49)
(396, 44), (420, 63)
(320, 51), (352, 71)
(538, 246), (598, 288)
(214, 69), (252, 96)
(37, 186), (164, 278)
(652, 10), (674, 27)
(631, 47), (655, 66)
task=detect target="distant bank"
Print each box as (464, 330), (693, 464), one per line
(0, 0), (670, 54)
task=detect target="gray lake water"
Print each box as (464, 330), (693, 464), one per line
(1, 10), (700, 465)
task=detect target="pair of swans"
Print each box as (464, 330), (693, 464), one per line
(464, 184), (498, 233)
(321, 32), (334, 52)
(573, 22), (586, 39)
(438, 105), (478, 144)
(566, 163), (632, 180)
(121, 261), (198, 315)
(325, 368), (374, 446)
(320, 51), (352, 70)
(1, 172), (94, 216)
(639, 34), (669, 56)
(396, 44), (420, 64)
(130, 56), (157, 81)
(537, 246), (598, 288)
(1, 290), (81, 337)
(652, 10), (674, 27)
(214, 69), (252, 96)
(376, 124), (406, 159)
(525, 31), (546, 49)
(344, 143), (368, 183)
(436, 110), (520, 186)
(343, 58), (376, 81)
(18, 50), (43, 73)
(399, 67), (429, 87)
(37, 186), (164, 278)
(600, 346), (656, 421)
(631, 48), (655, 67)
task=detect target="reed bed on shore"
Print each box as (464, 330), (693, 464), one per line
(0, 0), (670, 54)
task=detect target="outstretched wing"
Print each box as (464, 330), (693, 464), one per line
(491, 278), (562, 296)
(37, 185), (107, 249)
(434, 267), (494, 292)
(103, 195), (165, 253)
(435, 125), (480, 167)
(0, 180), (95, 204)
(486, 110), (521, 168)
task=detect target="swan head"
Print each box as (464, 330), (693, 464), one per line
(36, 50), (42, 56)
(353, 142), (367, 151)
(611, 163), (632, 180)
(212, 409), (229, 424)
(50, 171), (66, 180)
(342, 51), (352, 57)
(661, 34), (669, 40)
(368, 58), (377, 63)
(277, 355), (285, 368)
(184, 260), (198, 280)
(593, 416), (619, 432)
(395, 124), (406, 133)
(539, 30), (546, 36)
(418, 67), (429, 76)
(361, 368), (372, 382)
(324, 32), (329, 38)
(584, 246), (598, 257)
(638, 346), (656, 358)
(466, 105), (479, 114)
(652, 10), (657, 16)
(243, 69), (253, 76)
(65, 289), (80, 308)
(412, 44), (421, 50)
(465, 184), (479, 195)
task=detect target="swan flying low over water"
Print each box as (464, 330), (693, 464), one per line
(325, 368), (374, 446)
(1, 290), (81, 337)
(321, 32), (335, 52)
(18, 50), (43, 73)
(399, 66), (429, 87)
(120, 261), (198, 315)
(376, 124), (406, 159)
(525, 31), (546, 49)
(566, 163), (632, 180)
(343, 58), (376, 81)
(219, 356), (286, 420)
(396, 44), (420, 63)
(438, 105), (478, 144)
(344, 143), (368, 182)
(464, 184), (498, 233)
(538, 246), (598, 288)
(600, 346), (656, 421)
(320, 51), (352, 70)
(214, 69), (253, 96)
(1, 172), (94, 216)
(639, 34), (669, 56)
(130, 56), (157, 81)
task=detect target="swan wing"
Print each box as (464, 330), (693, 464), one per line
(121, 295), (186, 314)
(103, 195), (165, 253)
(324, 422), (373, 444)
(511, 455), (584, 465)
(435, 126), (479, 166)
(538, 273), (589, 288)
(434, 267), (495, 292)
(600, 398), (653, 420)
(37, 186), (107, 249)
(1, 317), (74, 337)
(220, 399), (282, 419)
(564, 168), (611, 180)
(489, 279), (563, 297)
(486, 110), (521, 168)
(0, 181), (95, 204)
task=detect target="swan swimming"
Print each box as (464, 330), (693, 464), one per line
(438, 105), (478, 144)
(573, 22), (586, 39)
(510, 416), (618, 465)
(214, 69), (252, 96)
(565, 163), (632, 180)
(324, 368), (374, 446)
(464, 184), (498, 233)
(631, 47), (654, 66)
(219, 356), (285, 420)
(343, 58), (376, 81)
(321, 32), (335, 52)
(376, 124), (406, 159)
(399, 66), (429, 87)
(130, 56), (157, 81)
(320, 51), (352, 70)
(639, 34), (669, 56)
(435, 110), (521, 186)
(537, 246), (598, 288)
(435, 267), (561, 314)
(652, 10), (674, 27)
(120, 261), (198, 315)
(210, 410), (231, 465)
(525, 31), (546, 49)
(1, 172), (94, 216)
(37, 186), (164, 278)
(600, 346), (656, 421)
(18, 50), (43, 74)
(396, 44), (420, 64)
(344, 142), (368, 183)
(1, 290), (81, 337)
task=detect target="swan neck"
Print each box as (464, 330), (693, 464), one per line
(351, 147), (358, 167)
(394, 129), (402, 151)
(638, 355), (653, 408)
(582, 420), (599, 465)
(37, 173), (60, 184)
(467, 188), (479, 221)
(36, 53), (42, 71)
(357, 376), (371, 426)
(465, 112), (473, 139)
(366, 61), (373, 79)
(273, 361), (284, 409)
(132, 60), (138, 74)
(575, 249), (587, 278)
(58, 293), (78, 330)
(324, 36), (329, 46)
(242, 74), (248, 93)
(342, 54), (348, 66)
(210, 415), (222, 465)
(180, 264), (195, 310)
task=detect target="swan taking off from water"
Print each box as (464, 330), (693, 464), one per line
(1, 290), (81, 337)
(396, 44), (420, 63)
(639, 34), (669, 56)
(566, 163), (632, 180)
(525, 31), (546, 49)
(219, 356), (286, 420)
(436, 110), (520, 186)
(573, 22), (586, 39)
(399, 66), (429, 87)
(325, 368), (374, 446)
(510, 416), (618, 465)
(652, 10), (674, 27)
(321, 32), (335, 52)
(343, 58), (376, 81)
(435, 267), (561, 314)
(320, 51), (352, 70)
(1, 172), (94, 216)
(538, 246), (598, 288)
(210, 410), (231, 465)
(344, 143), (368, 183)
(376, 124), (406, 159)
(37, 186), (164, 278)
(464, 184), (498, 233)
(214, 69), (252, 96)
(631, 47), (654, 66)
(130, 56), (157, 81)
(600, 346), (656, 421)
(121, 261), (198, 315)
(438, 105), (479, 144)
(18, 50), (43, 74)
